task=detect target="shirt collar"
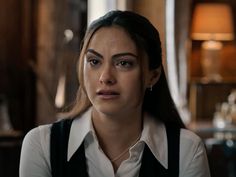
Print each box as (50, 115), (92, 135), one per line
(67, 108), (168, 169)
(141, 113), (168, 168)
(67, 108), (94, 161)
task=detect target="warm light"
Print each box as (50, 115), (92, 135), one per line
(191, 3), (234, 41)
(191, 3), (234, 82)
(55, 75), (66, 108)
(202, 41), (222, 50)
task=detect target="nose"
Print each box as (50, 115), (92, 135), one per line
(99, 65), (116, 85)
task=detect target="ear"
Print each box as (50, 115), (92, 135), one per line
(147, 66), (162, 88)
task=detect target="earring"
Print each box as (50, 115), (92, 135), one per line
(149, 85), (152, 91)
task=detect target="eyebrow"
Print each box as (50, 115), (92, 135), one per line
(86, 49), (138, 59)
(86, 49), (103, 58)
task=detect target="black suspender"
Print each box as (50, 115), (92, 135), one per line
(166, 124), (180, 176)
(50, 119), (89, 177)
(50, 119), (71, 177)
(50, 119), (180, 177)
(139, 124), (180, 177)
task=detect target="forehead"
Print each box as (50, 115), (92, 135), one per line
(87, 26), (137, 55)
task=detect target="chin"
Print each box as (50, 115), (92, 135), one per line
(93, 104), (125, 116)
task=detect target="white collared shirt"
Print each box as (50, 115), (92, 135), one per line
(20, 108), (211, 177)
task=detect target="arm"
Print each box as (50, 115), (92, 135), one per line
(19, 126), (52, 177)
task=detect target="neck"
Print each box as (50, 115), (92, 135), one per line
(91, 107), (143, 170)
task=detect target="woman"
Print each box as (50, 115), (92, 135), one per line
(20, 10), (211, 177)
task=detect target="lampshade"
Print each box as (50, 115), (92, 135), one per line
(191, 3), (234, 41)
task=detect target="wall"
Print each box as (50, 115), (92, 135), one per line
(133, 0), (166, 65)
(0, 0), (36, 132)
(36, 0), (64, 124)
(36, 0), (86, 125)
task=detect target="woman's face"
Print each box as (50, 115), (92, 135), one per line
(83, 26), (150, 116)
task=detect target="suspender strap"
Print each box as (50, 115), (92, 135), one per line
(50, 119), (72, 177)
(166, 124), (180, 177)
(139, 124), (180, 177)
(66, 142), (88, 177)
(139, 145), (167, 177)
(50, 119), (88, 177)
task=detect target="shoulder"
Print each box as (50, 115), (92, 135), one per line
(22, 118), (73, 149)
(21, 124), (52, 162)
(179, 128), (204, 157)
(179, 128), (210, 177)
(23, 124), (52, 147)
(20, 124), (53, 177)
(180, 128), (202, 145)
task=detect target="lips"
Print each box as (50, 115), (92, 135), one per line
(96, 90), (120, 99)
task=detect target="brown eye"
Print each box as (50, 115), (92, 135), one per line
(117, 60), (133, 68)
(89, 59), (100, 66)
(86, 56), (101, 67)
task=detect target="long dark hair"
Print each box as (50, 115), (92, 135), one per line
(68, 10), (185, 128)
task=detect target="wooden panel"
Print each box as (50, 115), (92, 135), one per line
(36, 0), (87, 124)
(0, 133), (23, 177)
(0, 0), (36, 132)
(189, 81), (236, 121)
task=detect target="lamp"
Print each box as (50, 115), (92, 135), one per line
(191, 3), (234, 82)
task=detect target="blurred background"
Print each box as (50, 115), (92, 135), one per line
(0, 0), (236, 176)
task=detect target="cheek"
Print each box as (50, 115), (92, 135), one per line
(83, 67), (96, 92)
(122, 73), (144, 107)
(122, 70), (143, 94)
